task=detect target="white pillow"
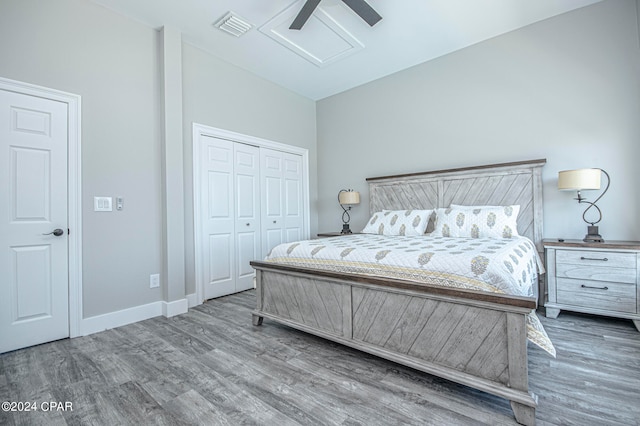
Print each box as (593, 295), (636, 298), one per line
(362, 209), (433, 236)
(432, 205), (520, 238)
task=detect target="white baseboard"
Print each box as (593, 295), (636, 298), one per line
(162, 298), (188, 317)
(81, 297), (188, 336)
(186, 292), (201, 308)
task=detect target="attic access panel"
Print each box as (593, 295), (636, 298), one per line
(259, 2), (364, 67)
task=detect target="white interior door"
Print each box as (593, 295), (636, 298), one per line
(0, 89), (69, 353)
(261, 149), (284, 256)
(261, 149), (304, 256)
(201, 136), (235, 299)
(201, 136), (260, 299)
(283, 153), (304, 243)
(234, 143), (260, 292)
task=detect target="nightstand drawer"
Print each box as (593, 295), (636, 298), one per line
(556, 250), (636, 269)
(556, 278), (637, 314)
(556, 263), (636, 284)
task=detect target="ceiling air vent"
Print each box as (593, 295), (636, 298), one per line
(215, 12), (253, 37)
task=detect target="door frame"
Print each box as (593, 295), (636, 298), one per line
(0, 77), (82, 338)
(192, 123), (310, 305)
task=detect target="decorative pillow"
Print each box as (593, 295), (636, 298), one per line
(431, 205), (520, 238)
(362, 209), (433, 236)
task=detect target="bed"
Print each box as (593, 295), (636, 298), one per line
(250, 159), (549, 425)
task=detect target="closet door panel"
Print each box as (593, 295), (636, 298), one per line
(285, 228), (301, 243)
(202, 137), (235, 299)
(209, 234), (231, 283)
(234, 143), (260, 292)
(264, 177), (282, 217)
(285, 179), (300, 216)
(264, 229), (283, 256)
(261, 149), (285, 256)
(236, 232), (257, 290)
(208, 172), (231, 217)
(283, 153), (304, 244)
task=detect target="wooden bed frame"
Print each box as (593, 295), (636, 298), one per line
(251, 159), (546, 425)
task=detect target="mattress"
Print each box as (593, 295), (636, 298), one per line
(265, 234), (555, 356)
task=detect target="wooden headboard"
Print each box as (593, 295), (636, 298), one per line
(367, 159), (546, 252)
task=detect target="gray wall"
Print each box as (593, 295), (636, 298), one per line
(181, 43), (317, 296)
(0, 0), (317, 317)
(316, 0), (640, 242)
(0, 0), (163, 317)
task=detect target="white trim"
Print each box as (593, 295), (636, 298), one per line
(81, 298), (189, 336)
(0, 77), (83, 339)
(186, 292), (200, 308)
(82, 302), (162, 336)
(162, 298), (188, 317)
(192, 123), (311, 306)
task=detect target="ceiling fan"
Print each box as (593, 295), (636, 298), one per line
(289, 0), (382, 30)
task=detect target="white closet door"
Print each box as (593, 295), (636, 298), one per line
(194, 124), (310, 303)
(201, 136), (260, 299)
(261, 149), (284, 256)
(234, 143), (260, 292)
(261, 148), (304, 257)
(283, 153), (304, 243)
(201, 136), (235, 299)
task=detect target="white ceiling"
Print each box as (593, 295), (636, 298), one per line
(90, 0), (602, 100)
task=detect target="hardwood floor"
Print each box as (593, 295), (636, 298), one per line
(1, 290), (639, 425)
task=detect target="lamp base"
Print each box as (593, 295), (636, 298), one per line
(583, 225), (604, 243)
(341, 224), (352, 234)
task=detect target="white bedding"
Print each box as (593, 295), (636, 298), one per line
(265, 234), (555, 356)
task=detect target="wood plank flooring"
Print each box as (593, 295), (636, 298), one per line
(1, 290), (639, 425)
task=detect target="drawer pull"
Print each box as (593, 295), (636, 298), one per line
(580, 256), (608, 262)
(581, 284), (609, 291)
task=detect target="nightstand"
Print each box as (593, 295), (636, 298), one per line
(543, 239), (640, 331)
(317, 232), (360, 238)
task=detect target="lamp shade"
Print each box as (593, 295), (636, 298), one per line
(338, 191), (360, 205)
(558, 168), (601, 191)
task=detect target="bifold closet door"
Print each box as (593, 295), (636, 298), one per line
(201, 136), (260, 299)
(261, 148), (304, 256)
(234, 143), (261, 292)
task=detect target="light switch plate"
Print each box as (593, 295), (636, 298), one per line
(94, 196), (112, 212)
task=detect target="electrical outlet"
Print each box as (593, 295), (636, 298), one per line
(150, 273), (160, 288)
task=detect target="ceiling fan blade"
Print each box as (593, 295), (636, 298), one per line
(341, 0), (382, 26)
(289, 0), (322, 30)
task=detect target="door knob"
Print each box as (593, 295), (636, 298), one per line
(43, 228), (64, 236)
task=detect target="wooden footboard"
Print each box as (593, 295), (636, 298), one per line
(251, 260), (538, 425)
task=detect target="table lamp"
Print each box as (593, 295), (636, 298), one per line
(557, 168), (610, 242)
(338, 189), (360, 234)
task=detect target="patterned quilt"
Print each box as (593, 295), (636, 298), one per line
(265, 234), (555, 356)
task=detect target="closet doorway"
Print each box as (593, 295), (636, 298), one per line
(193, 124), (310, 301)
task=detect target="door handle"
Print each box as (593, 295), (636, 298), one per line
(43, 228), (64, 236)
